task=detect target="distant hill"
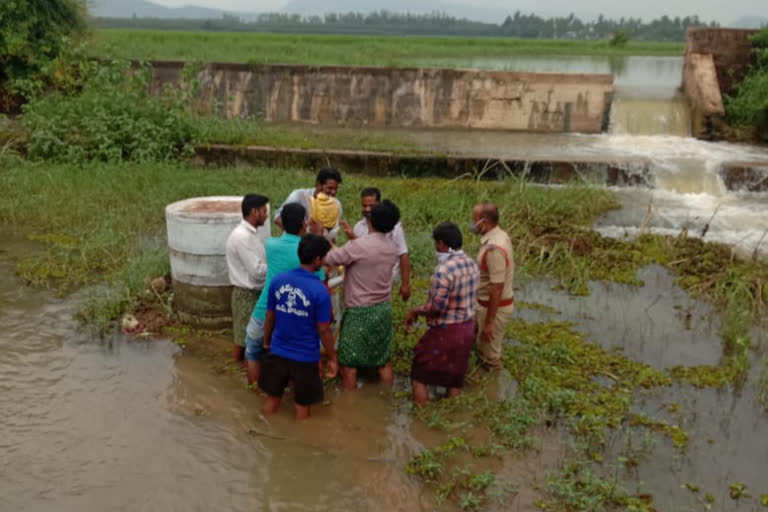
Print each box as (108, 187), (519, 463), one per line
(89, 0), (237, 19)
(280, 0), (507, 24)
(729, 16), (768, 29)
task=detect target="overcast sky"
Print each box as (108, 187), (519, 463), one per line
(153, 0), (763, 23)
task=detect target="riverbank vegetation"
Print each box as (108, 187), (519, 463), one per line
(725, 28), (768, 142)
(3, 6), (768, 509)
(0, 0), (86, 112)
(91, 30), (683, 66)
(94, 11), (711, 42)
(2, 156), (768, 508)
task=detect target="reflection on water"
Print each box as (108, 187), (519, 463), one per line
(406, 55), (684, 96)
(517, 265), (723, 370)
(517, 265), (768, 512)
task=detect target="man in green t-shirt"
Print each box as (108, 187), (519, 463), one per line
(245, 203), (309, 384)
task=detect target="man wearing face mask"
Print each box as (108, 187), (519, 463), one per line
(470, 203), (515, 370)
(404, 222), (479, 405)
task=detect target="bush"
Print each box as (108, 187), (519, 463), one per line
(609, 30), (630, 48)
(0, 0), (87, 110)
(21, 61), (199, 163)
(725, 28), (768, 141)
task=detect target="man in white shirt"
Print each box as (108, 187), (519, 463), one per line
(274, 168), (344, 242)
(226, 194), (270, 363)
(341, 187), (411, 301)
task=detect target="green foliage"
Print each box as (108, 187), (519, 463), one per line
(195, 117), (420, 154)
(97, 11), (707, 42)
(21, 61), (198, 163)
(610, 30), (631, 47)
(91, 30), (683, 67)
(0, 0), (87, 109)
(729, 482), (749, 500)
(546, 459), (655, 512)
(725, 28), (768, 141)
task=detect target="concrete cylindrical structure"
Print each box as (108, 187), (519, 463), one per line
(166, 196), (270, 327)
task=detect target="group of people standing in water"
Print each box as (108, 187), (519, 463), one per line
(225, 168), (515, 419)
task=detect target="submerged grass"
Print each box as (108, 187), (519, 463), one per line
(3, 158), (768, 509)
(92, 30), (683, 66)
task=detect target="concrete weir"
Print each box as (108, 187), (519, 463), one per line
(683, 28), (758, 139)
(194, 144), (768, 193)
(150, 61), (614, 133)
(194, 144), (652, 186)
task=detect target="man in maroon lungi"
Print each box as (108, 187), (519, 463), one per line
(404, 222), (480, 405)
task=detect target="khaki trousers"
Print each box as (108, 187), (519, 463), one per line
(475, 303), (515, 368)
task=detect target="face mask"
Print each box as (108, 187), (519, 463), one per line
(469, 219), (483, 235)
(436, 251), (451, 265)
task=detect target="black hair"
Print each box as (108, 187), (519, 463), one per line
(241, 194), (269, 218)
(478, 202), (500, 224)
(281, 203), (306, 235)
(370, 199), (400, 234)
(360, 187), (381, 202)
(432, 222), (463, 250)
(298, 234), (332, 265)
(316, 168), (342, 185)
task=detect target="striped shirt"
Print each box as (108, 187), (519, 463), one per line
(417, 250), (480, 328)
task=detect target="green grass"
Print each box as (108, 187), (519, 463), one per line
(91, 30), (683, 66)
(195, 118), (422, 153)
(3, 158), (768, 510)
(0, 159), (617, 327)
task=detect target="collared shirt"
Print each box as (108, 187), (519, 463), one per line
(352, 219), (408, 281)
(324, 232), (398, 308)
(225, 219), (269, 290)
(267, 267), (331, 363)
(275, 187), (343, 241)
(417, 250), (479, 327)
(476, 226), (515, 302)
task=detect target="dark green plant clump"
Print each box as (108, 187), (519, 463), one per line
(21, 61), (198, 163)
(725, 28), (768, 141)
(0, 0), (87, 111)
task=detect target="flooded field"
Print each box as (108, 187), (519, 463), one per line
(3, 226), (767, 511)
(518, 266), (768, 511)
(0, 234), (556, 511)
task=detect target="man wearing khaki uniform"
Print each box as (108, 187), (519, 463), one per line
(471, 203), (515, 369)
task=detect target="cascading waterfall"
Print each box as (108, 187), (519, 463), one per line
(608, 94), (693, 137)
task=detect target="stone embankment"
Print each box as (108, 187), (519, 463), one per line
(150, 61), (614, 133)
(194, 144), (768, 192)
(683, 28), (757, 139)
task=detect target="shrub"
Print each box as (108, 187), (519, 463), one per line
(0, 0), (87, 110)
(21, 61), (199, 163)
(609, 30), (630, 48)
(725, 28), (768, 141)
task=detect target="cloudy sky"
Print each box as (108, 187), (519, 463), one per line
(152, 0), (764, 24)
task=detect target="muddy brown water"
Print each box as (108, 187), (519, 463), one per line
(0, 234), (560, 512)
(2, 235), (767, 511)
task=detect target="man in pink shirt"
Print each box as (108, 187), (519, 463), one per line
(324, 200), (401, 390)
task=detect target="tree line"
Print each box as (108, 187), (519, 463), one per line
(95, 10), (719, 41)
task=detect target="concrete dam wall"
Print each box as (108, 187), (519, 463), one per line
(683, 28), (757, 139)
(149, 61), (614, 133)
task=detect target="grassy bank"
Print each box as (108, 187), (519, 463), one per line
(92, 30), (683, 66)
(0, 159), (616, 326)
(3, 158), (767, 509)
(196, 119), (422, 154)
